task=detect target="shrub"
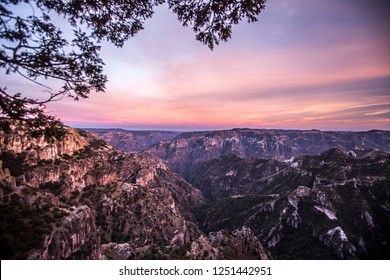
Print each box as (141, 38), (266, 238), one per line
(0, 152), (28, 176)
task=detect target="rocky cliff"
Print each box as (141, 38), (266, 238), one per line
(86, 126), (390, 259)
(194, 149), (390, 259)
(186, 227), (271, 260)
(3, 121), (388, 260)
(0, 162), (100, 259)
(123, 226), (271, 260)
(0, 120), (208, 259)
(1, 120), (272, 260)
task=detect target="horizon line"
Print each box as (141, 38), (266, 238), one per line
(71, 124), (390, 133)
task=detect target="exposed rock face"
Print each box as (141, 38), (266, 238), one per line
(4, 120), (388, 260)
(1, 121), (89, 159)
(187, 227), (271, 260)
(190, 154), (288, 201)
(147, 129), (389, 259)
(40, 206), (101, 260)
(0, 120), (206, 259)
(195, 149), (390, 259)
(101, 243), (133, 260)
(85, 128), (181, 153)
(147, 129), (390, 179)
(81, 181), (201, 250)
(1, 122), (118, 197)
(0, 164), (100, 260)
(109, 152), (204, 221)
(119, 226), (270, 260)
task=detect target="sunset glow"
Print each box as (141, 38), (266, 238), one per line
(7, 0), (390, 130)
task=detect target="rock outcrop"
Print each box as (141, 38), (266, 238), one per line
(196, 149), (390, 259)
(0, 120), (206, 259)
(4, 121), (388, 260)
(187, 227), (271, 260)
(40, 206), (101, 260)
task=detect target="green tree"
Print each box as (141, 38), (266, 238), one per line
(0, 0), (267, 135)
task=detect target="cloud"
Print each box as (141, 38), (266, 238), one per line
(8, 0), (390, 131)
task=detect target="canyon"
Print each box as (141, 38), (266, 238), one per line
(1, 122), (389, 259)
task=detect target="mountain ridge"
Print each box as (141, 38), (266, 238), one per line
(0, 120), (270, 260)
(1, 122), (389, 259)
(145, 128), (390, 179)
(191, 149), (390, 259)
(84, 128), (181, 153)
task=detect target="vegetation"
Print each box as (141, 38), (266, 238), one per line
(39, 181), (64, 196)
(0, 185), (69, 259)
(0, 151), (28, 176)
(1, 120), (388, 260)
(89, 138), (108, 150)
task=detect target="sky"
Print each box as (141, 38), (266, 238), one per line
(4, 0), (390, 131)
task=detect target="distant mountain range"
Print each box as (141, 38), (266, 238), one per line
(1, 124), (389, 259)
(84, 128), (180, 152)
(147, 128), (390, 179)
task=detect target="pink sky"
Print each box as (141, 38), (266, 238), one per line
(4, 0), (390, 131)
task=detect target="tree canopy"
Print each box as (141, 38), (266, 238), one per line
(0, 0), (266, 137)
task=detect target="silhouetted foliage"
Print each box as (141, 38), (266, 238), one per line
(1, 0), (266, 131)
(0, 93), (67, 139)
(169, 0), (266, 49)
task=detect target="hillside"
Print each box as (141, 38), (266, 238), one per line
(192, 150), (390, 259)
(0, 120), (269, 260)
(91, 126), (390, 259)
(2, 122), (389, 259)
(147, 128), (390, 179)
